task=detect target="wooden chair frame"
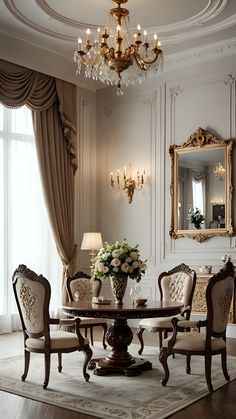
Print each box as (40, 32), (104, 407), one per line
(12, 264), (92, 389)
(159, 261), (235, 392)
(137, 263), (196, 355)
(66, 271), (107, 349)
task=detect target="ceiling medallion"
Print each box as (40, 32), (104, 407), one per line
(73, 0), (163, 95)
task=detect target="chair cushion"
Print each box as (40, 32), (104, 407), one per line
(162, 332), (226, 351)
(139, 315), (185, 331)
(26, 331), (89, 350)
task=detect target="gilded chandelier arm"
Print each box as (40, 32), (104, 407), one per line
(135, 50), (163, 69)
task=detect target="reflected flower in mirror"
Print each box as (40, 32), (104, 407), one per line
(188, 207), (205, 229)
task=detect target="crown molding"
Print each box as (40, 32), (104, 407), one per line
(164, 37), (236, 71)
(3, 0), (235, 45)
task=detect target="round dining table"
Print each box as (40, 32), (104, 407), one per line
(62, 300), (184, 376)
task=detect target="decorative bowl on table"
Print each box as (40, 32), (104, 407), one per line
(133, 298), (147, 306)
(92, 296), (112, 305)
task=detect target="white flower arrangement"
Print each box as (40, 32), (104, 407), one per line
(94, 240), (147, 283)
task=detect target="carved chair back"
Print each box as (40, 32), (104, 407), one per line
(66, 271), (102, 302)
(12, 264), (51, 339)
(158, 263), (196, 319)
(206, 262), (235, 342)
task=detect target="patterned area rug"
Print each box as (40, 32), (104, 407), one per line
(0, 344), (236, 419)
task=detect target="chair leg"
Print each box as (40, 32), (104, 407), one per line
(221, 349), (230, 381)
(43, 352), (51, 389)
(205, 355), (213, 392)
(84, 327), (88, 338)
(159, 330), (163, 351)
(57, 352), (62, 372)
(90, 327), (94, 346)
(81, 344), (93, 382)
(21, 349), (30, 381)
(159, 347), (170, 386)
(101, 324), (107, 349)
(186, 355), (191, 374)
(137, 328), (145, 355)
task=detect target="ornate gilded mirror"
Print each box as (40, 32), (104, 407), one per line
(169, 127), (233, 242)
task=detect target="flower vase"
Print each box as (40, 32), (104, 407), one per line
(110, 276), (128, 305)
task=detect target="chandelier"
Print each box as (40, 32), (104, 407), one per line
(214, 162), (225, 181)
(73, 0), (163, 95)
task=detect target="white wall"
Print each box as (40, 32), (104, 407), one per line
(94, 55), (236, 324)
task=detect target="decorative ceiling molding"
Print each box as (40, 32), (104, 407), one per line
(3, 0), (235, 45)
(162, 14), (236, 44)
(3, 0), (75, 42)
(35, 0), (229, 33)
(35, 0), (94, 29)
(164, 37), (236, 71)
(146, 0), (229, 34)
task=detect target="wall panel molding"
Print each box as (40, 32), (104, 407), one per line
(75, 92), (96, 271)
(164, 71), (235, 266)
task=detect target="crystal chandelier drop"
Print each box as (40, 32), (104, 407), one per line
(73, 0), (163, 95)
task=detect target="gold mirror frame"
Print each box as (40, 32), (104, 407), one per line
(169, 127), (233, 243)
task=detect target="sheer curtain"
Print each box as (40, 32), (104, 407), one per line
(0, 104), (62, 333)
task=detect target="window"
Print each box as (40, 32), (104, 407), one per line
(0, 104), (62, 333)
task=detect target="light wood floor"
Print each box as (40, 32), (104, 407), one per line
(0, 330), (236, 419)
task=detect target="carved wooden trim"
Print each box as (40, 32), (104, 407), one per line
(192, 273), (235, 323)
(169, 127), (234, 242)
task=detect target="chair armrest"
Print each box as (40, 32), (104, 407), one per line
(74, 317), (88, 346)
(177, 318), (207, 330)
(166, 317), (179, 350)
(166, 317), (206, 351)
(49, 317), (82, 327)
(180, 305), (190, 316)
(49, 318), (60, 325)
(59, 318), (81, 327)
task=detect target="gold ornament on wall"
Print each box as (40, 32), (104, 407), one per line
(110, 163), (145, 203)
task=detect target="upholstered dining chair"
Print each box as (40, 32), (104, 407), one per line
(159, 260), (235, 392)
(66, 271), (108, 349)
(12, 264), (93, 389)
(137, 263), (197, 355)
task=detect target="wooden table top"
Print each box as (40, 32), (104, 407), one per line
(61, 300), (184, 320)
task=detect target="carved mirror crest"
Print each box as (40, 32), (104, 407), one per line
(169, 127), (233, 243)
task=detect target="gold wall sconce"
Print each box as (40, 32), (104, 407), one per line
(110, 163), (145, 203)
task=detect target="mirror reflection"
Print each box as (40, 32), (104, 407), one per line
(169, 127), (233, 242)
(178, 148), (226, 230)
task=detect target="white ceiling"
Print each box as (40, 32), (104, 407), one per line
(0, 0), (235, 89)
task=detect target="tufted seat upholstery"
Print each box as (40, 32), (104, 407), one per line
(137, 264), (196, 355)
(12, 264), (93, 389)
(66, 271), (108, 349)
(159, 261), (235, 392)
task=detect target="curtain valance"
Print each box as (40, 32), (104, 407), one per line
(0, 58), (78, 284)
(0, 59), (77, 171)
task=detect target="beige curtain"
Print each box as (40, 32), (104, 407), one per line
(0, 59), (77, 300)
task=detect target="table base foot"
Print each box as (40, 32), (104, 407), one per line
(89, 357), (152, 376)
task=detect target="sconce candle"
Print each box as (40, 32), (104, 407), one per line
(110, 163), (145, 203)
